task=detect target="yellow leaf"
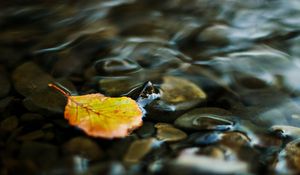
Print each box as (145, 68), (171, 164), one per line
(48, 83), (143, 139)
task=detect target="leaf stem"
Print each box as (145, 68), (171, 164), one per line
(48, 83), (71, 97)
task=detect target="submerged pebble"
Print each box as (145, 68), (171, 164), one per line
(174, 108), (235, 131)
(189, 132), (221, 146)
(1, 0), (300, 174)
(19, 142), (58, 169)
(51, 54), (84, 77)
(12, 62), (53, 97)
(271, 125), (300, 139)
(17, 130), (45, 141)
(123, 138), (157, 164)
(12, 62), (76, 113)
(64, 137), (103, 161)
(220, 132), (251, 147)
(99, 76), (141, 96)
(94, 58), (142, 76)
(197, 24), (230, 46)
(275, 139), (300, 174)
(0, 96), (13, 112)
(0, 116), (18, 132)
(155, 123), (187, 142)
(160, 76), (206, 110)
(0, 66), (11, 98)
(167, 154), (249, 175)
(136, 121), (155, 138)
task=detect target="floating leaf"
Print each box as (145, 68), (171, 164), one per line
(48, 83), (143, 139)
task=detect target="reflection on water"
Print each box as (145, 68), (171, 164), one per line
(1, 0), (300, 174)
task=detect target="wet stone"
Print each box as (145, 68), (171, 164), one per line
(30, 79), (76, 113)
(115, 41), (185, 69)
(107, 136), (139, 159)
(240, 89), (290, 108)
(275, 139), (300, 174)
(17, 130), (45, 141)
(160, 76), (206, 110)
(234, 74), (269, 90)
(0, 47), (23, 68)
(94, 58), (142, 76)
(52, 119), (70, 129)
(190, 107), (233, 116)
(13, 62), (77, 113)
(146, 76), (206, 123)
(20, 113), (44, 122)
(145, 103), (186, 123)
(87, 162), (126, 175)
(155, 123), (187, 142)
(0, 96), (13, 112)
(174, 108), (235, 131)
(1, 158), (39, 175)
(136, 121), (155, 138)
(99, 76), (141, 96)
(270, 125), (300, 139)
(256, 108), (288, 126)
(42, 123), (53, 129)
(63, 137), (103, 161)
(254, 133), (283, 148)
(287, 113), (300, 128)
(198, 146), (227, 160)
(44, 132), (55, 141)
(19, 113), (45, 128)
(51, 54), (84, 77)
(154, 123), (174, 129)
(178, 147), (201, 156)
(130, 81), (161, 107)
(220, 132), (251, 147)
(197, 24), (230, 46)
(0, 66), (11, 98)
(189, 132), (221, 146)
(19, 142), (58, 169)
(0, 116), (18, 132)
(226, 47), (291, 75)
(123, 138), (156, 164)
(166, 154), (250, 175)
(12, 62), (53, 97)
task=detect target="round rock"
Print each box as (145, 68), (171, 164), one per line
(0, 66), (11, 98)
(174, 108), (235, 131)
(94, 58), (141, 76)
(123, 138), (156, 164)
(161, 76), (206, 110)
(136, 121), (155, 138)
(1, 116), (18, 132)
(64, 137), (103, 161)
(155, 123), (187, 142)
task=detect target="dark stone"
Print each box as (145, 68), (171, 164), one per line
(19, 142), (58, 169)
(1, 116), (18, 132)
(87, 162), (126, 175)
(191, 132), (221, 146)
(174, 108), (235, 131)
(63, 137), (103, 161)
(0, 96), (13, 113)
(0, 66), (11, 98)
(136, 121), (155, 138)
(94, 58), (141, 76)
(17, 130), (45, 141)
(13, 62), (77, 113)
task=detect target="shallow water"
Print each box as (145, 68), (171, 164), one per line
(1, 0), (300, 174)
